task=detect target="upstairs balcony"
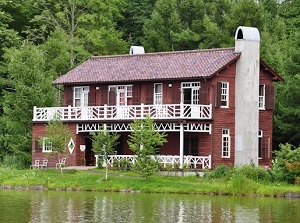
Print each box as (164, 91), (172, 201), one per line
(33, 103), (212, 122)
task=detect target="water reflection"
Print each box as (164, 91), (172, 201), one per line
(0, 190), (300, 223)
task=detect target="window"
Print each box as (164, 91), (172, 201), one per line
(154, 83), (163, 105)
(191, 137), (198, 156)
(109, 85), (133, 106)
(42, 138), (52, 153)
(220, 82), (229, 107)
(126, 85), (132, 98)
(184, 137), (198, 155)
(73, 86), (89, 107)
(259, 85), (265, 109)
(258, 130), (263, 158)
(222, 129), (230, 158)
(181, 82), (200, 105)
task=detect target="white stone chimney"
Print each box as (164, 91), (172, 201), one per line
(234, 26), (260, 166)
(129, 46), (145, 54)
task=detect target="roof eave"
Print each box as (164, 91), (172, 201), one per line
(260, 60), (284, 82)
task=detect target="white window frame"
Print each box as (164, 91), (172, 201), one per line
(181, 82), (200, 105)
(73, 86), (89, 107)
(42, 138), (52, 153)
(109, 85), (133, 106)
(258, 130), (263, 158)
(259, 85), (265, 110)
(222, 129), (230, 158)
(154, 83), (163, 105)
(220, 82), (229, 108)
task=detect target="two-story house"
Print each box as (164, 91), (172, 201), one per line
(32, 26), (283, 169)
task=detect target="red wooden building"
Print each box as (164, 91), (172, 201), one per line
(32, 26), (283, 169)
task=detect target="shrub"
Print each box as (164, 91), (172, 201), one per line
(117, 158), (131, 171)
(204, 164), (272, 182)
(271, 143), (300, 184)
(0, 154), (30, 169)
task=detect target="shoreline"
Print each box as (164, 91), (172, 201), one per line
(1, 185), (300, 199)
(1, 168), (300, 198)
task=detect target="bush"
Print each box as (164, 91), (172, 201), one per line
(204, 164), (272, 182)
(133, 158), (160, 179)
(117, 158), (131, 171)
(271, 143), (300, 184)
(0, 154), (30, 169)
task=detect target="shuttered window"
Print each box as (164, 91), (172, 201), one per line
(216, 82), (229, 108)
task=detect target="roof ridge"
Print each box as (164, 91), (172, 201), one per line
(90, 47), (236, 60)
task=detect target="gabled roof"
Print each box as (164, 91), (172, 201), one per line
(53, 48), (240, 85)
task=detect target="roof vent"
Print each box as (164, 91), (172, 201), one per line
(129, 46), (145, 54)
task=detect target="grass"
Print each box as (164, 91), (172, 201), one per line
(1, 167), (300, 197)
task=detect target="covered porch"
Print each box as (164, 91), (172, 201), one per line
(95, 155), (211, 170)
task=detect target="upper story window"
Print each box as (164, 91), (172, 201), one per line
(222, 129), (230, 158)
(42, 138), (52, 153)
(220, 82), (229, 107)
(109, 85), (133, 106)
(259, 85), (265, 109)
(154, 83), (163, 105)
(73, 86), (89, 107)
(181, 82), (200, 105)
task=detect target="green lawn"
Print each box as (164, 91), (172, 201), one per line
(0, 167), (299, 197)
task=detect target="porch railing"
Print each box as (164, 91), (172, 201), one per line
(33, 103), (212, 121)
(95, 155), (211, 170)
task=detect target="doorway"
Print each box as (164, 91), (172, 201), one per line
(85, 137), (95, 166)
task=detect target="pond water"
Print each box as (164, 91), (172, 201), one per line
(0, 189), (300, 223)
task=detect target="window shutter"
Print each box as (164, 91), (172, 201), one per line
(145, 84), (153, 105)
(99, 86), (108, 105)
(35, 139), (41, 152)
(265, 85), (275, 110)
(200, 86), (209, 105)
(215, 82), (222, 108)
(108, 88), (116, 105)
(132, 84), (140, 104)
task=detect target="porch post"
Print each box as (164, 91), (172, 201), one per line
(179, 122), (184, 168)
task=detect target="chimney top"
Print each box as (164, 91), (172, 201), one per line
(129, 46), (145, 55)
(235, 26), (260, 41)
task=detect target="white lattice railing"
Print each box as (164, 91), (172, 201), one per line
(95, 155), (211, 170)
(33, 103), (212, 121)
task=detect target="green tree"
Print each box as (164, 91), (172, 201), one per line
(128, 116), (167, 179)
(0, 0), (21, 58)
(43, 118), (74, 174)
(121, 0), (156, 45)
(143, 0), (182, 52)
(91, 129), (120, 180)
(31, 0), (128, 67)
(0, 42), (55, 168)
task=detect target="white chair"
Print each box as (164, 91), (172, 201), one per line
(56, 158), (67, 169)
(30, 160), (40, 169)
(40, 160), (48, 169)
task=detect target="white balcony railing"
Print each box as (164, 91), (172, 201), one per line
(95, 155), (211, 170)
(33, 103), (212, 121)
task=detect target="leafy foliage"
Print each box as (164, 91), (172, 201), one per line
(0, 42), (55, 167)
(43, 119), (73, 157)
(128, 116), (167, 179)
(271, 143), (300, 183)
